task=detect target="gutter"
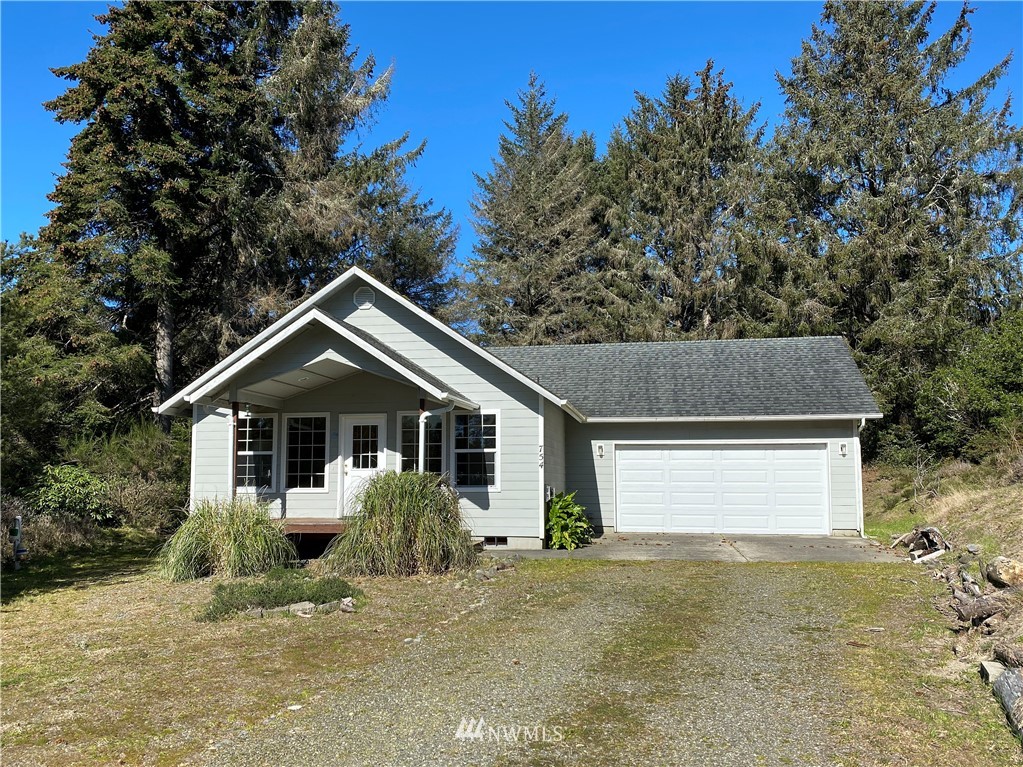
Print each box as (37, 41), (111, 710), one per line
(583, 413), (883, 423)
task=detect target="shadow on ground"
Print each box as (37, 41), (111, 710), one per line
(1, 529), (161, 604)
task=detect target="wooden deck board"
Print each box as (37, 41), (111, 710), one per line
(282, 519), (346, 535)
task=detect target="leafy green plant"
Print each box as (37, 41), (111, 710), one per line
(198, 568), (362, 621)
(157, 498), (296, 581)
(33, 464), (110, 522)
(546, 491), (592, 550)
(323, 471), (478, 576)
(65, 420), (189, 531)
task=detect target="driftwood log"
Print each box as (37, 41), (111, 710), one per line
(992, 668), (1023, 738)
(953, 592), (1011, 623)
(995, 643), (1023, 669)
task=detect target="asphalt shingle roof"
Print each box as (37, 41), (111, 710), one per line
(490, 336), (881, 419)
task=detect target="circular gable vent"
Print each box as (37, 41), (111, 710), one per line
(353, 286), (376, 310)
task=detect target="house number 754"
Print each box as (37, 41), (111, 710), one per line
(538, 444), (544, 469)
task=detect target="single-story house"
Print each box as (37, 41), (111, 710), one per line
(158, 266), (882, 548)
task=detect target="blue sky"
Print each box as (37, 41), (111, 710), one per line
(3, 1), (1021, 268)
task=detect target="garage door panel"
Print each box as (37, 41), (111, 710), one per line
(721, 514), (772, 532)
(669, 469), (716, 483)
(669, 491), (717, 506)
(619, 469), (666, 484)
(669, 514), (717, 532)
(617, 444), (828, 535)
(667, 448), (714, 461)
(721, 469), (769, 483)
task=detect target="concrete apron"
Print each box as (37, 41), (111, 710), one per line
(514, 533), (903, 564)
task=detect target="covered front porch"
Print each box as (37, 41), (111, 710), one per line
(182, 310), (478, 522)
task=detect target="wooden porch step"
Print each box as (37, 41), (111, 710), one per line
(282, 519), (346, 535)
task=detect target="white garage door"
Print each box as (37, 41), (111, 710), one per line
(616, 444), (829, 535)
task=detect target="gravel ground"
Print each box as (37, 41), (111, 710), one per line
(196, 562), (860, 767)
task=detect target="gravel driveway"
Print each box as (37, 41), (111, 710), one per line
(196, 561), (878, 767)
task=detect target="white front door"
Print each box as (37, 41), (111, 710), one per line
(340, 414), (386, 515)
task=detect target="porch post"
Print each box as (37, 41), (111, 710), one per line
(230, 401), (239, 498)
(417, 397), (426, 473)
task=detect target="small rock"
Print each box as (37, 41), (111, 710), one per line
(241, 608), (264, 618)
(316, 601), (340, 614)
(339, 597), (355, 613)
(981, 659), (1006, 684)
(404, 638), (415, 644)
(484, 566), (498, 578)
(987, 556), (1023, 588)
(473, 569), (489, 581)
(289, 601), (316, 616)
(265, 606), (289, 616)
(287, 704), (303, 711)
(967, 544), (981, 555)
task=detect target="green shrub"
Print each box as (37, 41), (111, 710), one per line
(546, 491), (592, 550)
(323, 471), (478, 576)
(65, 420), (189, 530)
(198, 567), (362, 621)
(157, 498), (296, 581)
(916, 310), (1023, 457)
(105, 478), (187, 532)
(33, 465), (110, 522)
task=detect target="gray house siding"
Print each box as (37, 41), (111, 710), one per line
(269, 281), (546, 541)
(564, 419), (861, 534)
(191, 404), (231, 503)
(543, 401), (566, 495)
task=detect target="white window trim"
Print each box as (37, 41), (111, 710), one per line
(396, 411), (447, 475)
(281, 412), (331, 494)
(235, 412), (278, 494)
(451, 410), (500, 492)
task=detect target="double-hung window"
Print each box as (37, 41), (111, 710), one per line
(453, 412), (498, 488)
(285, 415), (328, 490)
(236, 416), (275, 490)
(399, 413), (444, 474)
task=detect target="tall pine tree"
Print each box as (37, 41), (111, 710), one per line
(601, 63), (762, 340)
(41, 1), (455, 425)
(755, 0), (1023, 427)
(466, 74), (602, 346)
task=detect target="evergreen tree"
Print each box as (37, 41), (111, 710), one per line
(757, 0), (1023, 425)
(1, 238), (149, 489)
(601, 63), (762, 340)
(40, 1), (455, 426)
(466, 74), (602, 345)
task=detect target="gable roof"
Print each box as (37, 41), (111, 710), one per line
(490, 336), (882, 421)
(158, 267), (574, 417)
(336, 318), (470, 404)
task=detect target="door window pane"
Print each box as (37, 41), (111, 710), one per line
(352, 423), (379, 469)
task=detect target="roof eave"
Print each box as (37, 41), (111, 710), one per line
(583, 413), (883, 423)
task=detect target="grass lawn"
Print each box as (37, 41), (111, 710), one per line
(3, 538), (1021, 766)
(1, 536), (482, 766)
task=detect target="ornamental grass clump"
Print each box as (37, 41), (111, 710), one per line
(158, 498), (296, 581)
(324, 471), (478, 576)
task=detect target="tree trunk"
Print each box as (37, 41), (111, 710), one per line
(154, 296), (175, 433)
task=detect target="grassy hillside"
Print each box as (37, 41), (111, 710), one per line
(863, 460), (1023, 560)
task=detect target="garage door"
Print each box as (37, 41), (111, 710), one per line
(616, 444), (829, 534)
